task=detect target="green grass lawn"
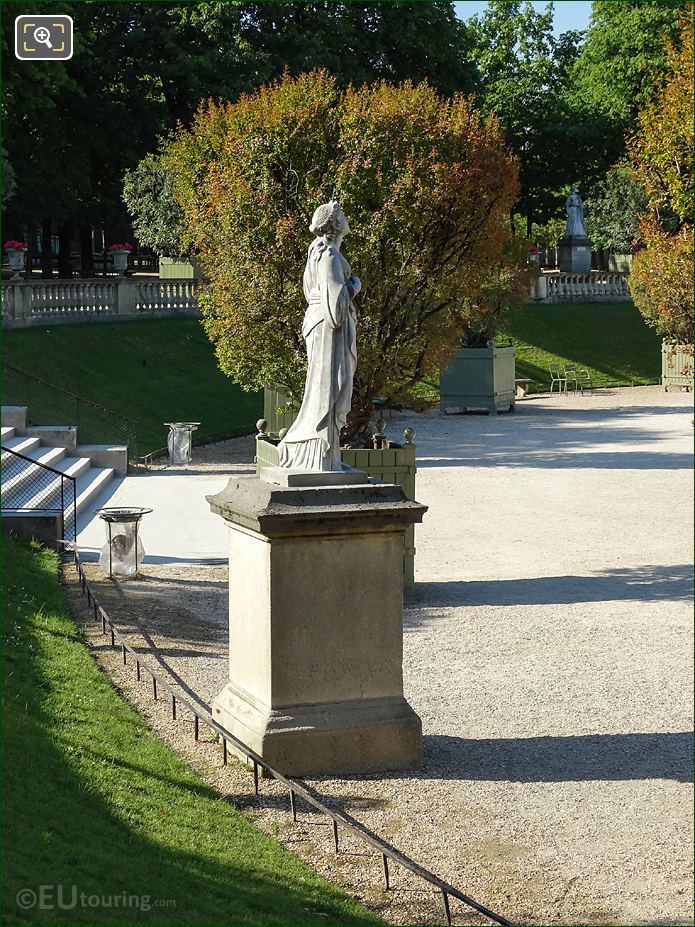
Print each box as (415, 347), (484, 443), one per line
(499, 301), (662, 391)
(2, 534), (381, 927)
(2, 320), (262, 456)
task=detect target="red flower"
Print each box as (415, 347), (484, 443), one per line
(4, 240), (27, 249)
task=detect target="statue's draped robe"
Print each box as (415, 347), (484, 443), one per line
(278, 240), (357, 471)
(565, 192), (587, 238)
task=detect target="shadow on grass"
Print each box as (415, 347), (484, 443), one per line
(2, 539), (379, 927)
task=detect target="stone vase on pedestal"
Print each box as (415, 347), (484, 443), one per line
(207, 476), (426, 776)
(6, 248), (27, 280)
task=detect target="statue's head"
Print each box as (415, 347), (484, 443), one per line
(570, 185), (578, 194)
(309, 201), (349, 240)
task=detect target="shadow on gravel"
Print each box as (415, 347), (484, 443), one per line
(420, 732), (694, 783)
(409, 564), (694, 611)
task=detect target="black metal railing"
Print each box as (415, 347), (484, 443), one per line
(70, 549), (516, 927)
(2, 446), (77, 541)
(3, 364), (138, 461)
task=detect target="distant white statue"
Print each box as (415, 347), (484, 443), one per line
(278, 202), (361, 471)
(564, 185), (588, 238)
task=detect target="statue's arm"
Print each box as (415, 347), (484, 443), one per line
(321, 248), (351, 329)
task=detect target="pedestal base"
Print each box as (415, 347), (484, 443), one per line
(558, 236), (592, 273)
(213, 683), (422, 776)
(207, 477), (427, 777)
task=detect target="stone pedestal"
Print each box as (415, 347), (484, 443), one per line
(558, 235), (592, 273)
(207, 476), (427, 776)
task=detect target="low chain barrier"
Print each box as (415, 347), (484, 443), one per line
(70, 548), (516, 927)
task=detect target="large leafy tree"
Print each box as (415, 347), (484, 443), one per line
(570, 0), (689, 180)
(469, 1), (584, 234)
(165, 72), (528, 439)
(3, 0), (476, 244)
(627, 11), (693, 343)
(585, 164), (647, 253)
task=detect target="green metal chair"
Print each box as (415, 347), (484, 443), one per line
(563, 364), (579, 394)
(548, 364), (567, 395)
(577, 368), (593, 395)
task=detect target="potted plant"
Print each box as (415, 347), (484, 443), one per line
(440, 238), (536, 414)
(4, 239), (28, 279)
(108, 242), (134, 274)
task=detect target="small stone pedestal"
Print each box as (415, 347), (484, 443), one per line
(558, 235), (592, 273)
(207, 476), (427, 776)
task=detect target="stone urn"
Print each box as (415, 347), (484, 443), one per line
(4, 242), (27, 279)
(109, 244), (132, 275)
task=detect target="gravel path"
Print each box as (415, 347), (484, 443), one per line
(68, 386), (693, 927)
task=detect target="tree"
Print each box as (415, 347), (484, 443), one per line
(164, 71), (527, 439)
(585, 164), (647, 252)
(122, 154), (188, 259)
(571, 0), (689, 178)
(627, 11), (693, 343)
(469, 1), (584, 233)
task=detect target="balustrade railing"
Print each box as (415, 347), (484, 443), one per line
(1, 278), (200, 327)
(531, 271), (630, 303)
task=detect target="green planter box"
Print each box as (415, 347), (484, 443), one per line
(255, 430), (418, 595)
(158, 257), (203, 280)
(662, 342), (694, 390)
(263, 385), (298, 435)
(440, 343), (515, 414)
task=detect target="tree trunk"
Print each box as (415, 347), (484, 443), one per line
(40, 219), (53, 278)
(79, 226), (94, 277)
(341, 396), (375, 447)
(25, 223), (38, 279)
(58, 224), (72, 278)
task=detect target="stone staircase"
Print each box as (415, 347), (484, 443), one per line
(1, 406), (126, 544)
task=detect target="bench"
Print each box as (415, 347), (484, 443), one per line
(515, 378), (531, 399)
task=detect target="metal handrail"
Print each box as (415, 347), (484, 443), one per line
(70, 548), (516, 927)
(3, 363), (139, 461)
(2, 445), (78, 541)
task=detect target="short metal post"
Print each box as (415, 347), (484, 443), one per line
(171, 695), (177, 720)
(441, 890), (452, 926)
(110, 628), (115, 647)
(136, 660), (141, 681)
(252, 759), (259, 794)
(381, 853), (390, 889)
(93, 601), (98, 622)
(121, 644), (127, 665)
(152, 676), (158, 700)
(289, 790), (297, 822)
(222, 739), (228, 765)
(332, 819), (339, 853)
(194, 715), (199, 741)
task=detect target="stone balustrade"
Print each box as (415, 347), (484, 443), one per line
(530, 271), (630, 303)
(1, 278), (200, 328)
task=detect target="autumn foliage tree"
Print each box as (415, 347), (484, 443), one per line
(627, 11), (694, 344)
(164, 71), (528, 438)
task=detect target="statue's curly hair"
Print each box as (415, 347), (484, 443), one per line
(309, 201), (346, 238)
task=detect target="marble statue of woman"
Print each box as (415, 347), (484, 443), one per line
(278, 201), (361, 471)
(564, 185), (588, 238)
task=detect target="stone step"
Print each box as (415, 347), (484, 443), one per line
(1, 426), (16, 442)
(2, 456), (96, 511)
(74, 467), (116, 514)
(1, 445), (68, 496)
(1, 435), (42, 458)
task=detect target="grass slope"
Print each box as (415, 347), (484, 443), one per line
(2, 320), (262, 456)
(500, 302), (662, 391)
(2, 534), (381, 927)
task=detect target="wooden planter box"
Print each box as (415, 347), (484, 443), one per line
(158, 257), (203, 280)
(255, 429), (418, 595)
(440, 343), (515, 414)
(662, 342), (694, 391)
(263, 385), (298, 435)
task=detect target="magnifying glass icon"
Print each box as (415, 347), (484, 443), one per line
(34, 26), (53, 49)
